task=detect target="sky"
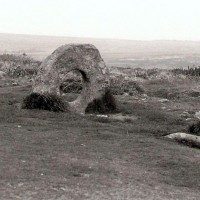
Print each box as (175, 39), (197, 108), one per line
(0, 0), (200, 40)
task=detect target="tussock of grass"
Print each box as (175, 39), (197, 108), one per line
(22, 93), (66, 112)
(188, 121), (200, 136)
(85, 90), (117, 114)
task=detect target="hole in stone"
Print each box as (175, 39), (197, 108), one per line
(59, 70), (83, 102)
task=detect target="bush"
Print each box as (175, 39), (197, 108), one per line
(110, 77), (144, 95)
(188, 121), (200, 136)
(22, 93), (66, 112)
(0, 54), (41, 78)
(171, 66), (200, 77)
(85, 90), (117, 114)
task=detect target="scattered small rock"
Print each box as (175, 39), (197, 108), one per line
(17, 183), (24, 187)
(180, 111), (190, 118)
(161, 106), (166, 110)
(12, 82), (19, 86)
(195, 111), (200, 119)
(143, 94), (148, 97)
(95, 113), (138, 122)
(158, 98), (169, 103)
(123, 93), (129, 96)
(109, 113), (138, 122)
(96, 114), (108, 118)
(0, 71), (6, 78)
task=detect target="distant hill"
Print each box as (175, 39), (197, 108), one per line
(1, 33), (200, 68)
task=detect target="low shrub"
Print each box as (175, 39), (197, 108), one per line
(171, 66), (200, 77)
(0, 53), (41, 78)
(85, 90), (117, 114)
(110, 77), (145, 95)
(22, 93), (66, 112)
(188, 121), (200, 136)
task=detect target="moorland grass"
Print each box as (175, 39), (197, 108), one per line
(22, 93), (67, 112)
(188, 121), (200, 136)
(85, 90), (117, 114)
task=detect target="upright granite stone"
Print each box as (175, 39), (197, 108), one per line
(32, 44), (110, 114)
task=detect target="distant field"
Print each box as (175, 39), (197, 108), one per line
(1, 33), (200, 68)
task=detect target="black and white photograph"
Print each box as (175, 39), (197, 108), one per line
(0, 0), (200, 199)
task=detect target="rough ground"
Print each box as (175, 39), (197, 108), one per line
(0, 80), (200, 200)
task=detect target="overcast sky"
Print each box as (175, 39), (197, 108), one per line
(0, 0), (200, 40)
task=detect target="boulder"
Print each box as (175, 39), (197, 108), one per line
(32, 44), (110, 114)
(165, 132), (200, 148)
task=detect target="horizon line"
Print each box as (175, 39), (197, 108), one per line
(1, 32), (200, 43)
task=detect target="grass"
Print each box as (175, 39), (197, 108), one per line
(188, 121), (200, 136)
(85, 90), (117, 114)
(1, 56), (200, 199)
(0, 85), (200, 199)
(0, 54), (40, 78)
(110, 76), (145, 95)
(22, 93), (67, 112)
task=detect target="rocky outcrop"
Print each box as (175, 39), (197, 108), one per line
(32, 44), (110, 114)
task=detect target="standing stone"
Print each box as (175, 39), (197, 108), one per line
(32, 44), (110, 114)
